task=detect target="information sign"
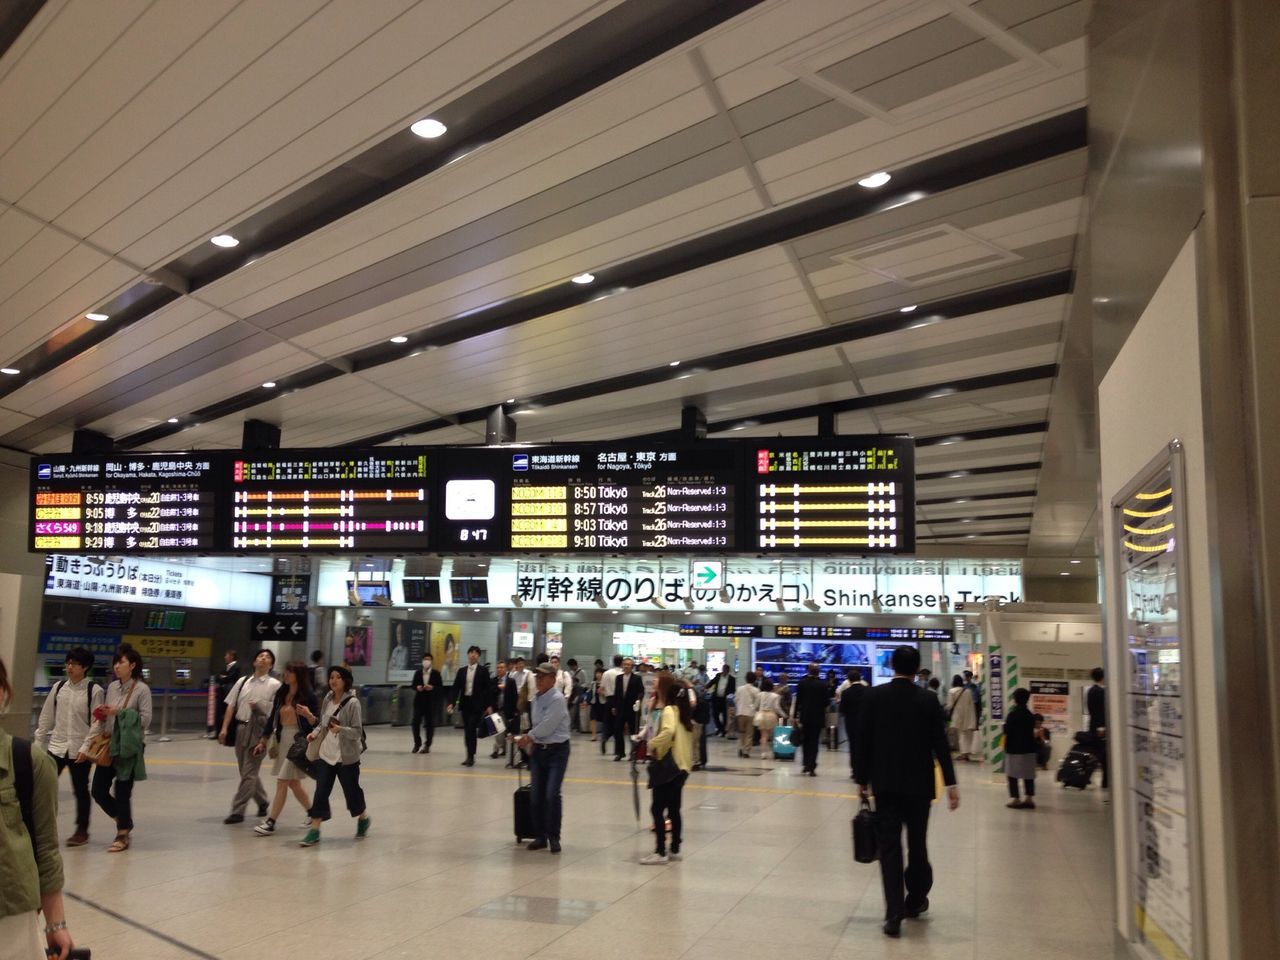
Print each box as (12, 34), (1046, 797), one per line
(30, 454), (221, 552)
(751, 438), (914, 553)
(231, 452), (428, 551)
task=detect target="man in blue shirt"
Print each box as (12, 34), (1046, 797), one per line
(516, 664), (571, 853)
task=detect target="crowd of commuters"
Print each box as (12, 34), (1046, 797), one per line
(12, 640), (1112, 952)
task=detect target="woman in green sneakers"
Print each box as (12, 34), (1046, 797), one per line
(296, 666), (370, 846)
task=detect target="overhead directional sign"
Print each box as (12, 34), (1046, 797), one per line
(252, 615), (306, 642)
(693, 560), (723, 590)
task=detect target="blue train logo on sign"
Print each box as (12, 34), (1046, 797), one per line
(37, 463), (52, 479)
(512, 454), (529, 472)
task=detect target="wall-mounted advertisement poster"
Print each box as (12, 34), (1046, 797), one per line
(431, 622), (462, 684)
(387, 619), (426, 682)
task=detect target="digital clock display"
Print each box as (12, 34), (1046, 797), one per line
(508, 444), (739, 552)
(30, 455), (221, 552)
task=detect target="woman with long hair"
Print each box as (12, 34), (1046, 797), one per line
(296, 666), (370, 847)
(640, 672), (693, 865)
(753, 677), (781, 760)
(254, 661), (318, 836)
(88, 644), (152, 853)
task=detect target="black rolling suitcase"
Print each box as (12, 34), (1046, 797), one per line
(514, 765), (535, 841)
(1056, 748), (1099, 789)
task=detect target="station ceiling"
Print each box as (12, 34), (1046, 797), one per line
(0, 0), (1096, 576)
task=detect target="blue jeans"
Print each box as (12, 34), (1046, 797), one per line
(529, 741), (570, 841)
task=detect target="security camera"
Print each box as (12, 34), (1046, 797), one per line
(651, 598), (668, 610)
(803, 599), (820, 612)
(594, 593), (608, 609)
(510, 594), (524, 608)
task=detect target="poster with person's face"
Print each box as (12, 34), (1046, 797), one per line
(388, 619), (427, 682)
(431, 622), (462, 684)
(343, 625), (371, 667)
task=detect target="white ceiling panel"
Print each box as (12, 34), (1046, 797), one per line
(0, 258), (137, 361)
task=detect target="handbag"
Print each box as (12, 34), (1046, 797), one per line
(852, 798), (878, 863)
(482, 713), (507, 738)
(87, 681), (137, 767)
(223, 678), (245, 747)
(267, 737), (279, 760)
(286, 732), (312, 776)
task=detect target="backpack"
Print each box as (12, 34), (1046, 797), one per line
(12, 737), (37, 860)
(52, 679), (102, 724)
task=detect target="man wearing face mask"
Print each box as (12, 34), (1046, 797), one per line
(411, 653), (442, 754)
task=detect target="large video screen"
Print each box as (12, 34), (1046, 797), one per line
(30, 454), (222, 552)
(751, 438), (915, 554)
(753, 638), (920, 686)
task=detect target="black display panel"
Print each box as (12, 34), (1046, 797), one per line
(507, 443), (739, 552)
(402, 578), (441, 604)
(230, 451), (429, 551)
(30, 454), (221, 552)
(751, 438), (915, 554)
(86, 605), (132, 629)
(678, 624), (762, 637)
(775, 625), (952, 641)
(450, 578), (489, 604)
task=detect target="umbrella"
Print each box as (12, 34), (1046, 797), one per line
(630, 752), (641, 822)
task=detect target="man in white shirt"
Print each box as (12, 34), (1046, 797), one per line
(33, 647), (104, 846)
(448, 645), (494, 766)
(599, 654), (623, 755)
(549, 655), (574, 701)
(219, 648), (282, 824)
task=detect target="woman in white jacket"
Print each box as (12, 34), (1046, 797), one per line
(947, 675), (980, 761)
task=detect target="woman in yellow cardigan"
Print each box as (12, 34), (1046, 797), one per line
(640, 672), (693, 865)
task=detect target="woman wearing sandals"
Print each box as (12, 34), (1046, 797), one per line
(254, 661), (318, 836)
(640, 672), (693, 865)
(297, 665), (370, 847)
(87, 644), (152, 853)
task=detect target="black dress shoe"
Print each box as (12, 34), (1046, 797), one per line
(883, 919), (901, 938)
(412, 745), (421, 754)
(224, 814), (244, 824)
(549, 839), (562, 854)
(462, 758), (475, 767)
(257, 802), (269, 817)
(526, 839), (548, 851)
(905, 898), (929, 919)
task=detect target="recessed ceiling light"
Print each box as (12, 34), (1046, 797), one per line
(571, 272), (595, 285)
(167, 417), (179, 424)
(857, 171), (892, 189)
(506, 398), (516, 404)
(0, 368), (18, 375)
(86, 313), (109, 322)
(410, 118), (447, 139)
(1060, 572), (1070, 576)
(210, 234), (239, 248)
(389, 335), (408, 344)
(899, 305), (917, 313)
(261, 381), (277, 389)
(1070, 559), (1083, 564)
(669, 360), (680, 367)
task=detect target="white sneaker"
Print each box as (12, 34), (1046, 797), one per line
(639, 853), (670, 865)
(301, 818), (313, 828)
(253, 819), (275, 836)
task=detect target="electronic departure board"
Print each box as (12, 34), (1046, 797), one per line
(508, 444), (739, 552)
(230, 452), (429, 551)
(678, 624), (761, 637)
(752, 438), (915, 554)
(30, 455), (220, 552)
(776, 625), (952, 641)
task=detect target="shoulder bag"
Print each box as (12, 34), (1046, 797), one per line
(224, 677), (245, 747)
(84, 682), (136, 767)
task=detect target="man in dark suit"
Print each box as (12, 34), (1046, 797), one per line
(793, 662), (830, 776)
(410, 653), (442, 754)
(212, 649), (241, 737)
(1086, 666), (1107, 789)
(856, 646), (959, 938)
(611, 657), (644, 760)
(447, 645), (493, 766)
(710, 664), (735, 736)
(839, 669), (867, 780)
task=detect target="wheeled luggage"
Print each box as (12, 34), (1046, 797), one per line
(825, 707), (840, 749)
(514, 766), (535, 841)
(772, 724), (797, 760)
(1056, 748), (1099, 789)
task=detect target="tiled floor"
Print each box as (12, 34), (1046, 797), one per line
(52, 726), (1116, 959)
